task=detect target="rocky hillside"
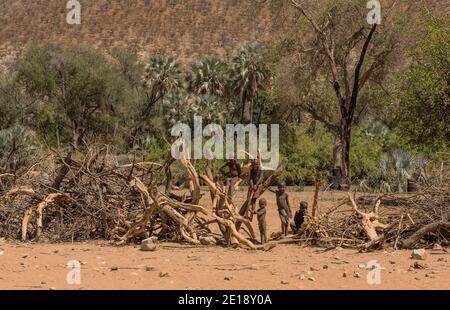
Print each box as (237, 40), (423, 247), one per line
(0, 0), (448, 65)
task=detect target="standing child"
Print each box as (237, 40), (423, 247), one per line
(255, 198), (268, 244)
(270, 182), (292, 236)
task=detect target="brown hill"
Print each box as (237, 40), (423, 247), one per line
(0, 0), (448, 65)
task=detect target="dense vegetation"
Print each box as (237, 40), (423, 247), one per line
(0, 2), (448, 192)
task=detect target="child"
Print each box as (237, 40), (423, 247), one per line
(271, 182), (292, 236)
(291, 201), (308, 234)
(255, 198), (268, 244)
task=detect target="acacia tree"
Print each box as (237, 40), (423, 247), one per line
(17, 44), (128, 148)
(279, 0), (400, 188)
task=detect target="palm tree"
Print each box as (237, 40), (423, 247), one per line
(186, 56), (226, 97)
(131, 55), (183, 146)
(141, 54), (183, 117)
(229, 43), (270, 123)
(162, 90), (193, 127)
(379, 150), (425, 192)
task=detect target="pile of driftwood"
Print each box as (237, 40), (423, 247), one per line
(298, 176), (450, 251)
(0, 145), (283, 250)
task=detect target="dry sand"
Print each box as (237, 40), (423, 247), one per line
(1, 190), (449, 290)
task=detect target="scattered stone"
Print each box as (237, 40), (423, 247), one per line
(353, 272), (361, 278)
(281, 280), (289, 285)
(41, 281), (46, 285)
(0, 250), (4, 256)
(412, 262), (427, 270)
(141, 238), (158, 252)
(389, 260), (396, 265)
(199, 236), (216, 246)
(358, 264), (367, 269)
(342, 272), (348, 278)
(414, 277), (421, 281)
(159, 272), (169, 278)
(335, 246), (343, 251)
(437, 258), (446, 262)
(411, 249), (427, 260)
(224, 276), (233, 281)
(148, 236), (159, 243)
(322, 265), (329, 270)
(22, 255), (28, 259)
(299, 274), (306, 280)
(146, 266), (156, 272)
(110, 266), (119, 271)
(49, 287), (57, 290)
(308, 277), (316, 282)
(310, 267), (320, 271)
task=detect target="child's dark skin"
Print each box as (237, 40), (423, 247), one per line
(292, 201), (308, 234)
(270, 183), (292, 236)
(255, 198), (268, 244)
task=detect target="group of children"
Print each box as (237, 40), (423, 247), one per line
(255, 182), (308, 244)
(220, 158), (308, 244)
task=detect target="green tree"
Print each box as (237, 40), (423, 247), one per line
(229, 43), (271, 123)
(394, 17), (450, 153)
(131, 55), (183, 146)
(17, 44), (128, 148)
(273, 0), (403, 189)
(187, 56), (227, 97)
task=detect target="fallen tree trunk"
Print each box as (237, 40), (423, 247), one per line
(401, 221), (450, 249)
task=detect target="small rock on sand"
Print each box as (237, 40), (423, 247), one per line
(281, 280), (289, 285)
(308, 277), (316, 282)
(199, 236), (216, 246)
(411, 249), (427, 260)
(141, 238), (158, 252)
(412, 262), (427, 270)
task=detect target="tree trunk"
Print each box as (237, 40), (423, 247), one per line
(341, 125), (351, 190)
(332, 125), (351, 190)
(332, 134), (343, 188)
